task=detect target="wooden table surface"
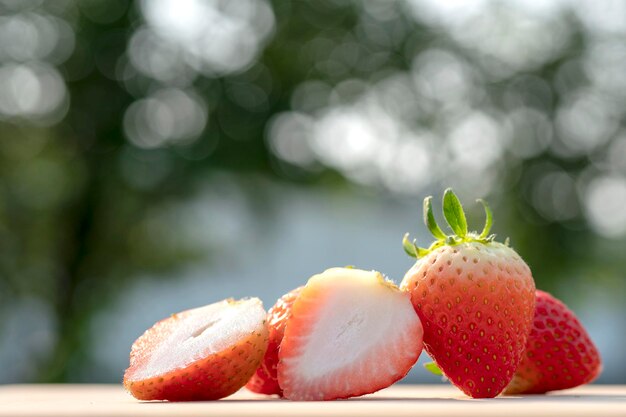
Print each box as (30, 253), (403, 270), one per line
(0, 384), (624, 417)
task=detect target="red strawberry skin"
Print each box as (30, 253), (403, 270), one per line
(401, 241), (535, 398)
(124, 301), (269, 401)
(505, 290), (602, 394)
(246, 287), (303, 396)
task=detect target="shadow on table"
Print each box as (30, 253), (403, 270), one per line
(141, 393), (626, 404)
(348, 394), (626, 403)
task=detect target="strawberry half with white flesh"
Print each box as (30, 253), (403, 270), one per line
(277, 267), (424, 401)
(124, 298), (269, 401)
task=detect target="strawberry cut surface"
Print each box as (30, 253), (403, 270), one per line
(277, 267), (423, 401)
(505, 290), (602, 394)
(124, 298), (268, 401)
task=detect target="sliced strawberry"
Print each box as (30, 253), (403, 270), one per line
(277, 267), (423, 401)
(124, 298), (268, 401)
(505, 290), (602, 394)
(246, 286), (303, 396)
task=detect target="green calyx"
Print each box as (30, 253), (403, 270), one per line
(403, 188), (498, 259)
(423, 361), (443, 376)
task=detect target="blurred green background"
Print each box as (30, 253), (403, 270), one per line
(0, 0), (625, 384)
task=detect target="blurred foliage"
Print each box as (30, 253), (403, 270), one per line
(0, 0), (625, 382)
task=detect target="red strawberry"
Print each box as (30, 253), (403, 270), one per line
(505, 290), (602, 394)
(400, 189), (535, 398)
(277, 267), (423, 401)
(124, 298), (269, 401)
(246, 286), (303, 396)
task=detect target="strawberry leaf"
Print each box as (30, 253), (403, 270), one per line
(477, 198), (493, 239)
(423, 196), (447, 240)
(442, 189), (467, 238)
(402, 233), (429, 258)
(402, 233), (418, 258)
(424, 362), (443, 376)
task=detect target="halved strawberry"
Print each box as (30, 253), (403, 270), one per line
(505, 290), (602, 394)
(124, 298), (268, 401)
(277, 267), (423, 401)
(246, 286), (303, 396)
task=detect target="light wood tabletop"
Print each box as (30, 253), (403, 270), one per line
(0, 384), (624, 417)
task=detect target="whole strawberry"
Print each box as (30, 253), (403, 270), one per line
(505, 290), (602, 394)
(246, 286), (303, 396)
(400, 189), (535, 398)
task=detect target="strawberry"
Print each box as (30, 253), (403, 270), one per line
(504, 290), (602, 394)
(277, 267), (423, 401)
(123, 298), (269, 401)
(400, 189), (535, 398)
(246, 286), (303, 396)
